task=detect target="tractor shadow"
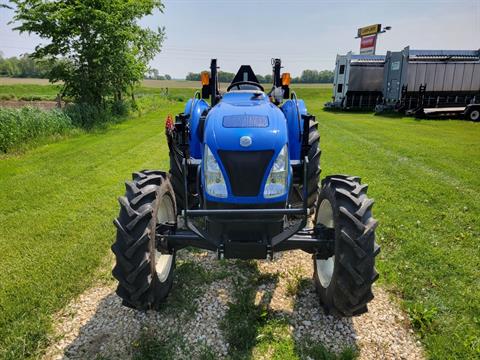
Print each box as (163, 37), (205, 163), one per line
(51, 251), (360, 359)
(227, 255), (359, 359)
(51, 251), (234, 359)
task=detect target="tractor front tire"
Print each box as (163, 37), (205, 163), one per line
(112, 170), (176, 310)
(313, 175), (379, 317)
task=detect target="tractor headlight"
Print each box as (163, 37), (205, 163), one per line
(264, 144), (288, 198)
(204, 145), (228, 198)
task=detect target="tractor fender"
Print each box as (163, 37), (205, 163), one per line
(281, 99), (307, 161)
(184, 98), (210, 159)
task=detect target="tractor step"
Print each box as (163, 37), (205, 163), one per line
(222, 242), (268, 260)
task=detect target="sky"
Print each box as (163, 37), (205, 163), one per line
(0, 0), (479, 78)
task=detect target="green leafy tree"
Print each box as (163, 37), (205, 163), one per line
(186, 72), (201, 81)
(0, 53), (52, 78)
(217, 71), (235, 83)
(10, 0), (165, 105)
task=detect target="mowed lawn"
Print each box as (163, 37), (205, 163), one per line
(0, 96), (185, 358)
(0, 86), (479, 359)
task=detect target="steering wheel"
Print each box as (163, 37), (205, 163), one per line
(227, 81), (264, 92)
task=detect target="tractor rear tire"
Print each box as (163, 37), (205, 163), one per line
(112, 170), (176, 310)
(169, 151), (188, 213)
(170, 150), (199, 215)
(291, 120), (321, 213)
(313, 175), (379, 317)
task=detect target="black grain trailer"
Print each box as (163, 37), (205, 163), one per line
(377, 47), (480, 119)
(325, 52), (385, 110)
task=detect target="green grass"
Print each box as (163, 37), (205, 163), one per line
(0, 107), (75, 153)
(0, 84), (60, 101)
(221, 261), (356, 360)
(0, 96), (186, 359)
(0, 85), (479, 359)
(0, 88), (185, 154)
(0, 83), (181, 101)
(295, 88), (480, 359)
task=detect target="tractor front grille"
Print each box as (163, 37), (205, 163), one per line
(217, 150), (274, 197)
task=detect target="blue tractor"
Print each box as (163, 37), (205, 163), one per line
(112, 59), (379, 317)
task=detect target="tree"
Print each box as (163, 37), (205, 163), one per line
(0, 53), (51, 77)
(255, 74), (265, 83)
(164, 74), (171, 80)
(298, 69), (334, 83)
(217, 71), (235, 83)
(10, 0), (165, 106)
(186, 72), (201, 81)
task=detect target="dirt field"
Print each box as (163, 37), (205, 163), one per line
(0, 100), (60, 110)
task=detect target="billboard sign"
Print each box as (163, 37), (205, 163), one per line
(357, 24), (382, 37)
(360, 35), (377, 55)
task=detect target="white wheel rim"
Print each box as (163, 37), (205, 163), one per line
(154, 194), (175, 283)
(315, 199), (335, 288)
(471, 110), (480, 121)
(155, 250), (173, 283)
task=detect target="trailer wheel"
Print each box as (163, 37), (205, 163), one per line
(467, 108), (480, 122)
(313, 175), (379, 317)
(112, 170), (176, 310)
(290, 120), (321, 213)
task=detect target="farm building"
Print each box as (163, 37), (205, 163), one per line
(379, 47), (480, 112)
(325, 52), (385, 110)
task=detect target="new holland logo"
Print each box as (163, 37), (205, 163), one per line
(239, 136), (252, 147)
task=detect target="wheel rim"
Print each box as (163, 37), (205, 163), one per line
(315, 199), (335, 288)
(154, 193), (175, 283)
(471, 110), (480, 121)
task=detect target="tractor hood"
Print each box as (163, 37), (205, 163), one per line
(203, 92), (288, 152)
(202, 91), (290, 203)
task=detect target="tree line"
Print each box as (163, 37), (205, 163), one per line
(186, 69), (334, 83)
(0, 54), (172, 82)
(145, 68), (172, 80)
(0, 53), (51, 78)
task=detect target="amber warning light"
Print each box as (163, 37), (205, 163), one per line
(201, 71), (210, 86)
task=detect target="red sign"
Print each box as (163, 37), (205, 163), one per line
(360, 34), (377, 55)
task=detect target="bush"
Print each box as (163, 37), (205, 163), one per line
(0, 94), (16, 101)
(64, 101), (131, 129)
(64, 103), (112, 128)
(0, 97), (153, 153)
(111, 100), (130, 116)
(0, 107), (73, 152)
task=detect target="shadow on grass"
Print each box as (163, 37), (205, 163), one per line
(54, 253), (226, 359)
(54, 254), (359, 360)
(323, 107), (377, 115)
(221, 260), (358, 360)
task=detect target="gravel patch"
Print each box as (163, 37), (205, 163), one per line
(43, 250), (424, 360)
(257, 250), (424, 359)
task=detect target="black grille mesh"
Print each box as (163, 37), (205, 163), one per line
(218, 150), (274, 197)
